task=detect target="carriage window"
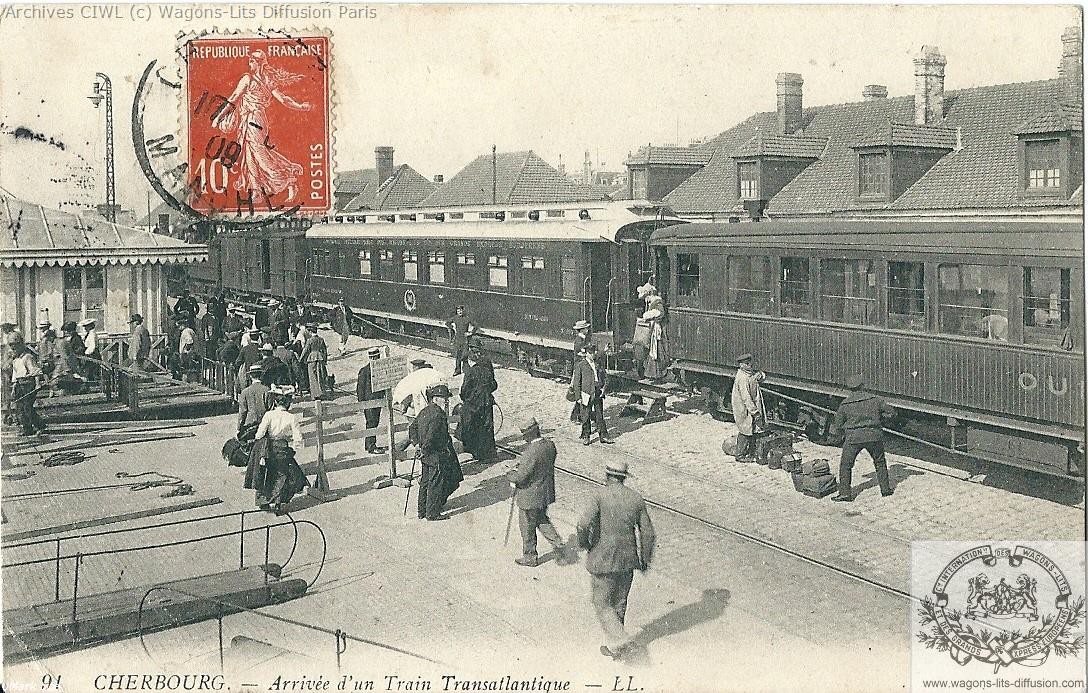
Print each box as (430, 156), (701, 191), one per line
(1023, 267), (1073, 349)
(456, 252), (476, 266)
(820, 259), (877, 325)
(358, 249), (372, 277)
(312, 249), (329, 276)
(676, 253), (700, 299)
(887, 261), (926, 331)
(738, 162), (758, 200)
(937, 263), (1009, 340)
(428, 251), (445, 284)
(402, 250), (418, 282)
(780, 257), (811, 318)
(561, 256), (578, 300)
(488, 255), (508, 289)
(728, 255), (772, 314)
(521, 256), (546, 296)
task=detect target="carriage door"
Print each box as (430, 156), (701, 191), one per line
(587, 243), (612, 331)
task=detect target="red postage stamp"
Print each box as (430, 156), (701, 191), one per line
(185, 34), (331, 215)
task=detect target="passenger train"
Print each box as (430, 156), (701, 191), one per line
(184, 203), (1084, 478)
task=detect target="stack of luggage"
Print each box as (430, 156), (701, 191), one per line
(792, 458), (836, 498)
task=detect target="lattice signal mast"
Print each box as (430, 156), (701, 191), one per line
(87, 73), (115, 223)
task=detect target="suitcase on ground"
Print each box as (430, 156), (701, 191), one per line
(791, 472), (805, 492)
(802, 458), (831, 477)
(802, 473), (837, 498)
(767, 444), (797, 470)
(222, 437), (249, 467)
(782, 451), (803, 473)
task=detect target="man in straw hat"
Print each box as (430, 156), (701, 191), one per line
(355, 346), (389, 454)
(576, 460), (655, 660)
(572, 319), (591, 356)
(409, 383), (463, 520)
(831, 375), (896, 502)
(571, 343), (613, 445)
(506, 417), (567, 567)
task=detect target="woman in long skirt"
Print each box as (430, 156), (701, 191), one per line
(244, 385), (309, 514)
(456, 347), (498, 462)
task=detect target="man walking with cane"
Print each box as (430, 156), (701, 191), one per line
(505, 417), (567, 567)
(576, 460), (655, 661)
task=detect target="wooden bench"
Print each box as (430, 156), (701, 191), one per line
(621, 388), (669, 423)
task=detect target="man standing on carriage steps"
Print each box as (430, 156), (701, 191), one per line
(831, 375), (895, 502)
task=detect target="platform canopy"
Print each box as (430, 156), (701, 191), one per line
(0, 189), (207, 268)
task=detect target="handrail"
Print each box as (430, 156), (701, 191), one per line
(136, 585), (448, 670)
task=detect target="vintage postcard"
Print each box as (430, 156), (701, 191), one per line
(0, 4), (1084, 693)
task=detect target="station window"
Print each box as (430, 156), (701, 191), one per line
(738, 162), (758, 199)
(358, 249), (372, 276)
(676, 253), (700, 300)
(887, 261), (926, 331)
(859, 152), (887, 196)
(402, 250), (418, 282)
(63, 266), (105, 327)
(560, 256), (579, 300)
(521, 256), (546, 296)
(780, 257), (811, 318)
(1023, 267), (1073, 349)
(820, 259), (877, 325)
(428, 251), (445, 284)
(1025, 140), (1061, 189)
(727, 255), (772, 314)
(488, 255), (508, 289)
(936, 263), (1009, 340)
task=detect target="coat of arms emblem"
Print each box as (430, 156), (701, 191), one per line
(916, 544), (1085, 673)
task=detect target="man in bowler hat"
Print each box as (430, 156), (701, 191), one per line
(506, 417), (566, 567)
(576, 460), (655, 659)
(831, 375), (895, 502)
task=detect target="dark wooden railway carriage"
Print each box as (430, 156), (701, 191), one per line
(307, 201), (681, 374)
(651, 219), (1085, 477)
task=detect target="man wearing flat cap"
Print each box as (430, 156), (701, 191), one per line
(576, 460), (655, 660)
(446, 305), (476, 377)
(127, 314), (151, 371)
(506, 417), (566, 567)
(831, 375), (895, 501)
(355, 346), (389, 454)
(730, 352), (767, 462)
(409, 383), (463, 520)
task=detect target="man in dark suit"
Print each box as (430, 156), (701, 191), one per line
(237, 364), (269, 440)
(355, 346), (388, 454)
(570, 343), (612, 445)
(506, 417), (566, 567)
(446, 305), (475, 376)
(576, 460), (655, 660)
(831, 374), (896, 502)
(409, 384), (463, 520)
(300, 322), (329, 399)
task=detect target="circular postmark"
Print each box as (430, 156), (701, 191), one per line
(403, 289), (417, 312)
(916, 544), (1085, 672)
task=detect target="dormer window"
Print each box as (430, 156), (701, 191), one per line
(738, 162), (759, 199)
(1025, 139), (1061, 189)
(858, 152), (888, 196)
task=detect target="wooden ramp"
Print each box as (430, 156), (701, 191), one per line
(3, 564), (306, 661)
(35, 374), (234, 424)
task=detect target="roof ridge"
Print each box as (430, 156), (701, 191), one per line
(507, 150), (535, 203)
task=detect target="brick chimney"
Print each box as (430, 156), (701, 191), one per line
(375, 146), (394, 186)
(913, 46), (946, 125)
(1059, 25), (1083, 104)
(863, 84), (888, 101)
(776, 73), (804, 135)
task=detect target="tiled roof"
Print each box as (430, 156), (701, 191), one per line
(853, 122), (958, 149)
(420, 151), (608, 207)
(732, 134), (828, 159)
(1015, 100), (1084, 134)
(335, 169), (378, 196)
(666, 79), (1081, 215)
(373, 165), (438, 211)
(626, 145), (712, 167)
(1, 189), (206, 267)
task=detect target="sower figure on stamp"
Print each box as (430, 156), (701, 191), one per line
(731, 352), (767, 462)
(409, 384), (463, 521)
(355, 346), (389, 454)
(831, 375), (895, 502)
(506, 417), (568, 568)
(576, 460), (655, 660)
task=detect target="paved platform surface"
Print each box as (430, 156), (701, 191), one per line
(3, 329), (1082, 693)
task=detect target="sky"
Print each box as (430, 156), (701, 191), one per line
(0, 3), (1080, 217)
